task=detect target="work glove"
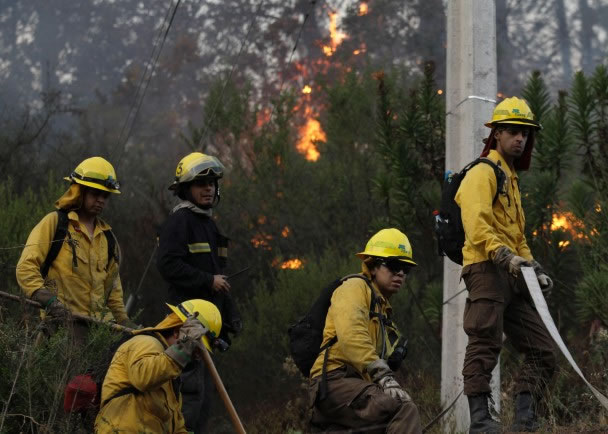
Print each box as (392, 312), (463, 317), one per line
(492, 246), (530, 277)
(531, 260), (554, 297)
(366, 359), (411, 403)
(165, 315), (208, 368)
(32, 288), (70, 321)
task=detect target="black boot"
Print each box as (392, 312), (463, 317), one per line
(510, 392), (540, 432)
(468, 394), (501, 433)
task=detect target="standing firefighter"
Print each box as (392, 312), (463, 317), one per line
(456, 97), (556, 432)
(157, 152), (241, 433)
(309, 229), (422, 434)
(95, 299), (222, 434)
(16, 157), (134, 344)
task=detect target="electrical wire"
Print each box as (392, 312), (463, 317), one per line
(114, 0), (182, 168)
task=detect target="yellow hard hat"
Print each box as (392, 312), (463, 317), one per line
(64, 157), (121, 194)
(167, 299), (222, 352)
(356, 228), (417, 266)
(485, 97), (542, 130)
(168, 152), (225, 191)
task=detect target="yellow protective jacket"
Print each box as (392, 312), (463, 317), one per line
(455, 149), (533, 267)
(15, 184), (128, 322)
(309, 265), (394, 382)
(95, 315), (187, 434)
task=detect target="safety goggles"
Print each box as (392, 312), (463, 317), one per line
(380, 259), (412, 275)
(71, 172), (121, 191)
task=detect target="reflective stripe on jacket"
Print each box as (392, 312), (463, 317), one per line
(95, 333), (187, 434)
(455, 149), (533, 266)
(309, 265), (393, 381)
(16, 211), (128, 322)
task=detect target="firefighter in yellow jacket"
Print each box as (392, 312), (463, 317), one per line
(95, 299), (222, 434)
(455, 97), (556, 432)
(16, 157), (133, 344)
(308, 229), (422, 434)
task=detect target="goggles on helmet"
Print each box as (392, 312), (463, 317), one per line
(70, 172), (121, 191)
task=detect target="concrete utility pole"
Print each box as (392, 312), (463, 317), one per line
(442, 1), (498, 432)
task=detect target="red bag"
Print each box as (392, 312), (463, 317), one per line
(63, 373), (98, 412)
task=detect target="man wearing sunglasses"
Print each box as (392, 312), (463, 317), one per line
(157, 152), (241, 434)
(16, 157), (134, 345)
(308, 228), (422, 434)
(455, 97), (556, 432)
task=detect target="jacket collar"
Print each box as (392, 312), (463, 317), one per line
(486, 149), (516, 180)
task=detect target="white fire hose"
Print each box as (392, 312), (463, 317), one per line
(521, 266), (608, 411)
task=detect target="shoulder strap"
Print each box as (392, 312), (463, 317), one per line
(103, 229), (117, 267)
(471, 158), (507, 204)
(41, 210), (70, 279)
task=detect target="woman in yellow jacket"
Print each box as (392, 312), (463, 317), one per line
(95, 299), (222, 434)
(308, 229), (422, 434)
(16, 157), (132, 344)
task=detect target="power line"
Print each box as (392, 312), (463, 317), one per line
(114, 0), (182, 168)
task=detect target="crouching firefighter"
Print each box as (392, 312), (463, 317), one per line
(157, 152), (242, 433)
(309, 228), (422, 434)
(95, 299), (222, 434)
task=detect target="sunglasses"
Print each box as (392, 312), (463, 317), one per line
(380, 259), (412, 275)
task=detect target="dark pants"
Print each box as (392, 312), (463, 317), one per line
(461, 261), (556, 397)
(309, 365), (422, 434)
(181, 360), (213, 434)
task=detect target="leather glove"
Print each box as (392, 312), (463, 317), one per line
(165, 315), (209, 368)
(531, 260), (553, 296)
(366, 359), (411, 403)
(492, 246), (530, 277)
(119, 318), (141, 329)
(32, 288), (70, 320)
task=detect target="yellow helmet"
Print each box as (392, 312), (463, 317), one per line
(168, 152), (225, 191)
(484, 97), (542, 130)
(356, 228), (417, 266)
(167, 299), (222, 352)
(64, 157), (121, 194)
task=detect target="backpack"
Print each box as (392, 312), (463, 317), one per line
(64, 329), (151, 413)
(287, 274), (378, 379)
(41, 209), (117, 278)
(435, 158), (506, 265)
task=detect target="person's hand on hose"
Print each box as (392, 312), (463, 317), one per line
(165, 314), (209, 368)
(32, 288), (70, 321)
(531, 260), (554, 297)
(492, 246), (530, 277)
(366, 359), (411, 403)
(212, 275), (230, 292)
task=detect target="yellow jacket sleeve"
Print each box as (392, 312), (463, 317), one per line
(105, 270), (128, 323)
(330, 280), (378, 374)
(455, 164), (504, 260)
(124, 335), (182, 392)
(15, 212), (58, 297)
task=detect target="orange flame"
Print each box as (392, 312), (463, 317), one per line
(437, 89), (444, 95)
(281, 226), (290, 238)
(359, 2), (369, 16)
(296, 117), (324, 161)
(251, 233), (273, 250)
(280, 258), (304, 269)
(550, 212), (586, 239)
(302, 85), (312, 94)
(322, 11), (346, 56)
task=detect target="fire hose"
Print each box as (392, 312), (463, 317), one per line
(0, 290), (247, 433)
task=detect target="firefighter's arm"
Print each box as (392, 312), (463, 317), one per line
(455, 165), (504, 259)
(16, 212), (58, 298)
(330, 280), (377, 374)
(105, 270), (129, 323)
(126, 336), (183, 392)
(516, 233), (533, 261)
(157, 214), (214, 295)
